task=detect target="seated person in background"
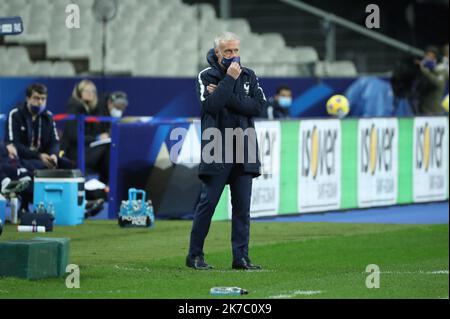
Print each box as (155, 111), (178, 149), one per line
(1, 142), (34, 212)
(5, 83), (73, 171)
(61, 79), (110, 184)
(94, 91), (129, 136)
(260, 85), (292, 119)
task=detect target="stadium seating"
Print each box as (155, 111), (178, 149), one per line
(314, 61), (358, 77)
(0, 0), (357, 77)
(0, 46), (76, 77)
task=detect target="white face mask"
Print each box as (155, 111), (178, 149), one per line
(110, 108), (123, 118)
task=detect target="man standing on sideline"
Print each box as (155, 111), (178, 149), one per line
(186, 32), (267, 270)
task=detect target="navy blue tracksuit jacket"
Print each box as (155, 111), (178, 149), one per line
(188, 49), (267, 261)
(196, 49), (266, 179)
(6, 103), (60, 160)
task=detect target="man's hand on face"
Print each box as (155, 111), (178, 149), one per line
(40, 153), (56, 169)
(207, 84), (218, 94)
(227, 61), (242, 80)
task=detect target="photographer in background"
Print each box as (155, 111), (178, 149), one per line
(436, 44), (449, 79)
(413, 46), (448, 115)
(391, 46), (448, 116)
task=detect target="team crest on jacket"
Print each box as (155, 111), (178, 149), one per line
(244, 82), (250, 95)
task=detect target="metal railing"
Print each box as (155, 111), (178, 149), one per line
(279, 0), (425, 62)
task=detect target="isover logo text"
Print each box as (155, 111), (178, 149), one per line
(413, 118), (448, 202)
(259, 129), (276, 180)
(415, 122), (445, 172)
(301, 126), (338, 179)
(360, 124), (395, 175)
(357, 119), (398, 207)
(230, 121), (281, 218)
(298, 120), (341, 213)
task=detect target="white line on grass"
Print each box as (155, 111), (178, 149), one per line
(62, 289), (138, 295)
(428, 270), (449, 275)
(379, 270), (449, 275)
(269, 290), (322, 299)
(209, 269), (275, 273)
(113, 265), (152, 272)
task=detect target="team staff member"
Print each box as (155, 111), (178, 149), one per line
(0, 142), (32, 212)
(186, 32), (266, 270)
(62, 79), (110, 184)
(260, 85), (293, 119)
(94, 91), (129, 136)
(6, 83), (73, 170)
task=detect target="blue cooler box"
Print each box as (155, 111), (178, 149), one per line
(33, 170), (85, 226)
(0, 195), (6, 224)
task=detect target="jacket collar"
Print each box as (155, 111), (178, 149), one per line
(18, 102), (32, 117)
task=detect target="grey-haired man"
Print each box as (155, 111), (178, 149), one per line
(186, 32), (267, 270)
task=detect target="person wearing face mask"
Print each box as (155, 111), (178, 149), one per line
(94, 91), (129, 136)
(413, 46), (448, 115)
(186, 31), (267, 271)
(260, 86), (293, 119)
(5, 83), (73, 171)
(62, 79), (110, 185)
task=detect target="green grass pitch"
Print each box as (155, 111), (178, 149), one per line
(0, 220), (448, 299)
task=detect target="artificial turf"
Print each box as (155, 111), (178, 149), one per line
(0, 220), (448, 299)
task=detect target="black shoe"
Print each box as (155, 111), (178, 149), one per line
(186, 255), (214, 270)
(232, 257), (262, 270)
(1, 178), (30, 196)
(84, 199), (105, 218)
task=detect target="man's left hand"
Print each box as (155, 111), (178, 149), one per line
(207, 84), (218, 94)
(49, 154), (58, 168)
(6, 143), (18, 159)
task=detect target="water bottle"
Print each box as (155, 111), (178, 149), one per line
(210, 287), (248, 296)
(17, 225), (46, 233)
(47, 202), (55, 217)
(36, 202), (46, 214)
(9, 197), (18, 224)
(146, 200), (155, 226)
(119, 200), (128, 216)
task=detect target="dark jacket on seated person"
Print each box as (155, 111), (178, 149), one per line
(61, 97), (104, 162)
(6, 102), (60, 160)
(259, 97), (290, 119)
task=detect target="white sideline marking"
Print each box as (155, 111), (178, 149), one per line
(63, 289), (137, 294)
(113, 265), (152, 273)
(428, 270), (449, 275)
(269, 290), (322, 299)
(210, 269), (275, 273)
(379, 270), (449, 275)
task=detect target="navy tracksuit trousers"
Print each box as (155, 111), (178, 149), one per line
(188, 164), (252, 262)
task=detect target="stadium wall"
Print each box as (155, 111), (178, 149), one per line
(0, 76), (357, 126)
(109, 116), (448, 220)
